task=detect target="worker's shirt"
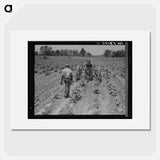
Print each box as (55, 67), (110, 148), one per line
(62, 68), (73, 80)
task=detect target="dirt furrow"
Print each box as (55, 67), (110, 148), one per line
(34, 57), (126, 116)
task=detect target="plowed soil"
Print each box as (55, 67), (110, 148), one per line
(34, 56), (126, 115)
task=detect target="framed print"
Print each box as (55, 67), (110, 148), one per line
(10, 31), (150, 130)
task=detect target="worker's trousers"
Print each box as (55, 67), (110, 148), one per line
(64, 80), (71, 98)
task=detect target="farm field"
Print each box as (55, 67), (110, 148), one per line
(34, 56), (126, 115)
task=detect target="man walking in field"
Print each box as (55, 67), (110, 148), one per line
(61, 64), (73, 98)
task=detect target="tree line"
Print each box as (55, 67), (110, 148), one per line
(103, 49), (125, 57)
(35, 45), (92, 57)
(35, 45), (125, 57)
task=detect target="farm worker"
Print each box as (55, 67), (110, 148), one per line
(61, 64), (73, 98)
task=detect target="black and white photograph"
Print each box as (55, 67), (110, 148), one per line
(28, 41), (132, 119)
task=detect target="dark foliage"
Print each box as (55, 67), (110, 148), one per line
(37, 45), (92, 57)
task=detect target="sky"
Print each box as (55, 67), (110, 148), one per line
(35, 45), (125, 56)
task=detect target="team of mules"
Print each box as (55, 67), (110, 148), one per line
(75, 60), (103, 83)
